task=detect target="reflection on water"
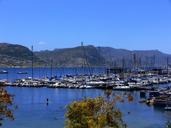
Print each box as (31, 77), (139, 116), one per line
(1, 87), (171, 128)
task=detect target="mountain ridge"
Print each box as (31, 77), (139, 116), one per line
(0, 43), (44, 66)
(0, 43), (170, 67)
(35, 45), (171, 67)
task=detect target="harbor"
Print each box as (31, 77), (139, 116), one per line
(6, 72), (171, 91)
(1, 67), (171, 90)
(1, 67), (171, 110)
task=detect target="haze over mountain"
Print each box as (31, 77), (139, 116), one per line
(0, 43), (170, 67)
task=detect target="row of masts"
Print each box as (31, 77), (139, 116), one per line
(30, 43), (170, 80)
(110, 55), (170, 70)
(30, 42), (94, 79)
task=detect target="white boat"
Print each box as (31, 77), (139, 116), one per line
(78, 84), (93, 89)
(0, 70), (8, 74)
(86, 81), (105, 86)
(17, 72), (28, 74)
(165, 106), (171, 110)
(79, 85), (87, 89)
(113, 85), (131, 90)
(85, 85), (94, 89)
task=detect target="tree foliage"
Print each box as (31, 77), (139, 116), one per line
(65, 90), (128, 128)
(0, 87), (14, 126)
(167, 122), (171, 128)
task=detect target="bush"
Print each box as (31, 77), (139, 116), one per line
(0, 88), (14, 126)
(65, 90), (127, 128)
(167, 122), (171, 128)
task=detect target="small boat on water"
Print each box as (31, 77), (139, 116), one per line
(0, 80), (6, 86)
(0, 80), (11, 86)
(165, 106), (171, 111)
(17, 72), (28, 74)
(0, 70), (8, 74)
(113, 85), (131, 91)
(79, 85), (94, 89)
(152, 96), (171, 107)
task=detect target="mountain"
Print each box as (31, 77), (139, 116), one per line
(97, 47), (170, 67)
(35, 45), (171, 68)
(0, 43), (44, 66)
(35, 45), (106, 67)
(0, 43), (170, 67)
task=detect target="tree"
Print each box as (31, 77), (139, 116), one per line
(65, 90), (129, 128)
(167, 122), (171, 128)
(0, 87), (14, 126)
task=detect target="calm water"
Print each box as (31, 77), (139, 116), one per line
(0, 68), (171, 128)
(0, 67), (105, 82)
(2, 87), (171, 128)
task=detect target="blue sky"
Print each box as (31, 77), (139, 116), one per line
(0, 0), (171, 53)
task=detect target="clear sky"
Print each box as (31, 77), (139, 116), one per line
(0, 0), (171, 53)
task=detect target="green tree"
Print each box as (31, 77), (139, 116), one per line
(167, 122), (171, 128)
(65, 90), (128, 128)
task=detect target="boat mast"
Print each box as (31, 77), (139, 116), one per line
(122, 57), (125, 79)
(153, 55), (156, 68)
(81, 42), (84, 75)
(133, 52), (136, 71)
(81, 42), (90, 75)
(31, 45), (34, 79)
(50, 59), (53, 79)
(167, 56), (169, 75)
(122, 57), (125, 70)
(80, 42), (85, 85)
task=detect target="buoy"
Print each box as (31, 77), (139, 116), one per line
(46, 98), (49, 105)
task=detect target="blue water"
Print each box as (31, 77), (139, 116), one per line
(2, 87), (171, 128)
(0, 68), (171, 128)
(0, 67), (105, 82)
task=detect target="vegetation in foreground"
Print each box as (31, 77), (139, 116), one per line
(0, 87), (14, 126)
(65, 90), (131, 128)
(167, 122), (171, 128)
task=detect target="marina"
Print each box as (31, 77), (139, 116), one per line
(1, 67), (171, 109)
(1, 68), (171, 90)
